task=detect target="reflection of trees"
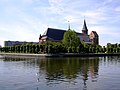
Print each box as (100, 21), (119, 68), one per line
(3, 57), (27, 61)
(102, 56), (120, 66)
(2, 56), (100, 89)
(2, 56), (42, 69)
(37, 57), (99, 85)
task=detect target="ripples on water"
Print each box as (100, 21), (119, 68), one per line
(0, 56), (120, 90)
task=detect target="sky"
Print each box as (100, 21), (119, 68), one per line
(0, 0), (120, 46)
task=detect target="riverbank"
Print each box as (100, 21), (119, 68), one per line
(0, 52), (120, 58)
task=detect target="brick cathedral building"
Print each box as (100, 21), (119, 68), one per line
(39, 19), (99, 45)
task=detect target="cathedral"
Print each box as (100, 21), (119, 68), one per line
(39, 19), (99, 45)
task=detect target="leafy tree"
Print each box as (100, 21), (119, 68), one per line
(20, 45), (24, 53)
(68, 47), (72, 53)
(26, 44), (29, 53)
(23, 45), (26, 53)
(117, 47), (120, 53)
(16, 45), (20, 53)
(102, 46), (106, 53)
(29, 44), (32, 53)
(35, 44), (40, 53)
(0, 47), (2, 52)
(113, 48), (116, 53)
(62, 29), (80, 48)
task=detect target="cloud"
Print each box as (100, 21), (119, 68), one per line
(102, 0), (113, 5)
(22, 0), (33, 4)
(89, 25), (120, 46)
(64, 15), (78, 23)
(0, 21), (46, 46)
(0, 6), (49, 46)
(0, 0), (120, 46)
(89, 26), (120, 35)
(48, 0), (63, 4)
(115, 6), (120, 12)
(48, 0), (64, 14)
(81, 11), (106, 25)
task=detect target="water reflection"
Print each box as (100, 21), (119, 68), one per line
(1, 56), (100, 88)
(1, 56), (120, 90)
(101, 56), (120, 66)
(36, 57), (100, 89)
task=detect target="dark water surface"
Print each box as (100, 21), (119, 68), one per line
(0, 56), (120, 90)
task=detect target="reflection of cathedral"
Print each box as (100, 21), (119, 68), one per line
(3, 56), (100, 90)
(38, 57), (99, 88)
(39, 19), (99, 45)
(80, 58), (99, 88)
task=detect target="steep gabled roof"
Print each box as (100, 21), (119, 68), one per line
(91, 31), (99, 37)
(77, 32), (91, 43)
(43, 28), (66, 41)
(76, 32), (84, 35)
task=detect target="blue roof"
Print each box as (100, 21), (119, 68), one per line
(44, 28), (66, 41)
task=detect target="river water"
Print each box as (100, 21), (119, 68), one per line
(0, 56), (120, 90)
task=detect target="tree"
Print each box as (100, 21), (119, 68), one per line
(62, 29), (80, 48)
(23, 45), (26, 53)
(11, 46), (15, 53)
(16, 45), (20, 53)
(0, 47), (2, 52)
(102, 46), (106, 53)
(20, 45), (24, 53)
(35, 44), (40, 53)
(26, 44), (29, 53)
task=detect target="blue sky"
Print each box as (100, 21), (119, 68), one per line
(0, 0), (120, 46)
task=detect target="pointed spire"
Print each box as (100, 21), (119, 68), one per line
(82, 19), (88, 31)
(68, 24), (70, 30)
(82, 19), (88, 35)
(68, 21), (71, 30)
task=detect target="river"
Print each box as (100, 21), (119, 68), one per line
(0, 56), (120, 90)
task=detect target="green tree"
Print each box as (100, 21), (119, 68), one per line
(32, 44), (36, 53)
(117, 47), (120, 53)
(12, 46), (15, 53)
(102, 46), (106, 53)
(62, 29), (80, 48)
(29, 44), (32, 53)
(23, 45), (26, 53)
(35, 44), (40, 53)
(0, 47), (2, 52)
(17, 45), (20, 53)
(26, 44), (29, 53)
(20, 45), (24, 53)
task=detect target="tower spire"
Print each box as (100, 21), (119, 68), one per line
(82, 19), (88, 35)
(68, 21), (71, 30)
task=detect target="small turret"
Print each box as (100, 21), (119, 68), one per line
(39, 34), (42, 39)
(68, 21), (71, 30)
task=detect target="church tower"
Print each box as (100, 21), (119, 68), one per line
(89, 31), (99, 45)
(82, 19), (88, 35)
